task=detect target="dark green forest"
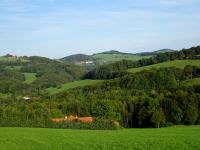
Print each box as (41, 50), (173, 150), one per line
(0, 46), (200, 129)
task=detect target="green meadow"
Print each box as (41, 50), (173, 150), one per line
(93, 53), (151, 63)
(0, 126), (199, 150)
(181, 77), (200, 86)
(46, 80), (102, 94)
(24, 73), (37, 84)
(128, 60), (200, 73)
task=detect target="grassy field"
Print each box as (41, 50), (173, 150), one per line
(24, 73), (37, 84)
(93, 53), (151, 63)
(181, 77), (200, 86)
(128, 60), (200, 73)
(0, 126), (199, 150)
(46, 80), (102, 94)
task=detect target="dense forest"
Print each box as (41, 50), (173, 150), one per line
(0, 46), (200, 129)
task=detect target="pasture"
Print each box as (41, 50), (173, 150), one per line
(181, 77), (200, 86)
(0, 126), (199, 150)
(128, 59), (200, 73)
(24, 73), (37, 84)
(93, 53), (151, 63)
(46, 80), (102, 94)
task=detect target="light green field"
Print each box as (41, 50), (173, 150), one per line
(93, 54), (151, 63)
(128, 60), (200, 73)
(46, 80), (102, 94)
(0, 126), (200, 150)
(181, 77), (200, 86)
(24, 73), (37, 84)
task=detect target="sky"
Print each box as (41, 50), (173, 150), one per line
(0, 0), (200, 58)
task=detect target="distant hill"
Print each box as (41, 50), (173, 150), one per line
(0, 55), (87, 90)
(61, 50), (152, 66)
(61, 49), (177, 66)
(99, 50), (134, 55)
(85, 46), (200, 80)
(92, 52), (150, 64)
(138, 49), (175, 56)
(154, 49), (176, 53)
(128, 59), (200, 73)
(61, 54), (94, 65)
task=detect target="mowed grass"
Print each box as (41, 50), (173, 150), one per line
(46, 80), (102, 94)
(93, 54), (151, 63)
(24, 73), (37, 84)
(0, 126), (200, 150)
(181, 77), (200, 86)
(128, 60), (200, 73)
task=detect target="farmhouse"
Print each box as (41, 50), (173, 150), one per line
(52, 115), (94, 123)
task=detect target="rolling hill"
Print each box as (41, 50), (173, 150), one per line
(138, 49), (175, 56)
(181, 77), (200, 87)
(61, 54), (94, 65)
(92, 52), (151, 64)
(0, 55), (88, 93)
(0, 45), (200, 131)
(128, 60), (200, 73)
(61, 49), (176, 66)
(61, 51), (149, 66)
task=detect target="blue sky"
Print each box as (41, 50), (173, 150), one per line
(0, 0), (200, 58)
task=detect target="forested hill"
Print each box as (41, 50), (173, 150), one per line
(0, 45), (200, 129)
(61, 54), (94, 64)
(137, 49), (175, 56)
(0, 55), (87, 95)
(85, 46), (200, 79)
(52, 59), (200, 128)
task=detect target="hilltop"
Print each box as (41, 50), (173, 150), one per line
(137, 49), (175, 56)
(61, 54), (94, 65)
(60, 48), (174, 66)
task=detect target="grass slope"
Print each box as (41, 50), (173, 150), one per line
(128, 60), (200, 73)
(24, 73), (37, 84)
(181, 77), (200, 86)
(0, 126), (200, 150)
(93, 53), (151, 63)
(46, 80), (102, 94)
